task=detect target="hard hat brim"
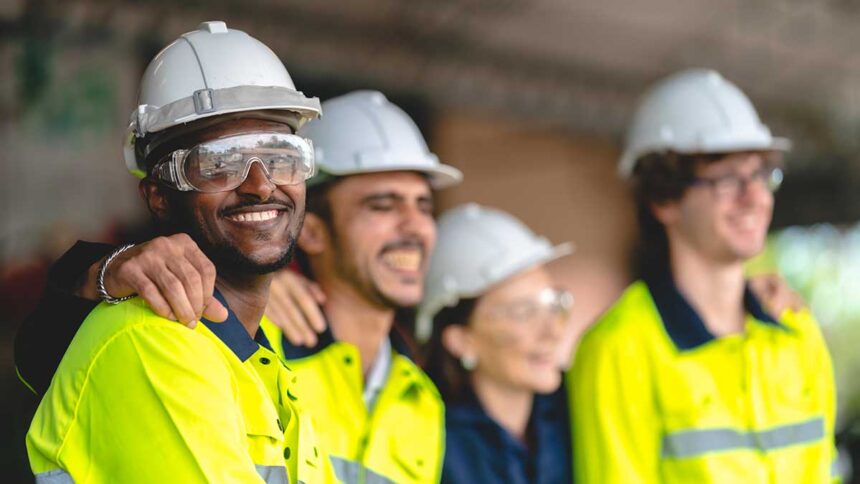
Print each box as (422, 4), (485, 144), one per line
(311, 162), (464, 190)
(618, 136), (792, 179)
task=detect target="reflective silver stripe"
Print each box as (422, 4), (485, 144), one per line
(35, 466), (287, 483)
(35, 469), (74, 484)
(663, 417), (825, 458)
(832, 456), (842, 479)
(331, 456), (361, 484)
(329, 456), (394, 484)
(257, 464), (290, 484)
(365, 467), (395, 484)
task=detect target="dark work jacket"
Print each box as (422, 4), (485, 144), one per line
(442, 383), (572, 484)
(14, 241), (111, 394)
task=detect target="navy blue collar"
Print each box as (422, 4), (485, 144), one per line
(644, 271), (782, 351)
(280, 313), (416, 362)
(201, 288), (273, 362)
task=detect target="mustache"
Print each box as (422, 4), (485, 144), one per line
(219, 197), (294, 217)
(380, 238), (426, 256)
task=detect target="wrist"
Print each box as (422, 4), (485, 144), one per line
(97, 244), (137, 304)
(74, 258), (105, 301)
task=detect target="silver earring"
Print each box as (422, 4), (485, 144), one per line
(460, 354), (477, 371)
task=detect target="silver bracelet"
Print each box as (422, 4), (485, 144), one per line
(96, 244), (136, 304)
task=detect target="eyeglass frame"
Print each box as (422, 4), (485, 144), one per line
(687, 165), (784, 199)
(474, 287), (574, 326)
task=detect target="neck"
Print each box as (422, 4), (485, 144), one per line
(471, 375), (534, 443)
(319, 278), (395, 376)
(216, 271), (273, 338)
(668, 239), (747, 336)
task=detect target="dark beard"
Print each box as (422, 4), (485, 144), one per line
(202, 235), (296, 275)
(164, 193), (298, 276)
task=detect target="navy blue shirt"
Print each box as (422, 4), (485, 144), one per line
(442, 383), (572, 484)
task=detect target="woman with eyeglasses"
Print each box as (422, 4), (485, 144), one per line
(418, 203), (574, 484)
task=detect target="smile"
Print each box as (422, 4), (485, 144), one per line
(381, 248), (423, 272)
(226, 210), (280, 223)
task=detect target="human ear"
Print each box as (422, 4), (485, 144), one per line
(297, 213), (330, 255)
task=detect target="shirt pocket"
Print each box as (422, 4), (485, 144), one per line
(657, 355), (729, 431)
(389, 432), (435, 483)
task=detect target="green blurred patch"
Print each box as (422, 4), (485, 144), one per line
(748, 224), (860, 421)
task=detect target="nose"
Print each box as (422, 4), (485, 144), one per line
(399, 202), (435, 241)
(236, 160), (276, 200)
(737, 173), (773, 206)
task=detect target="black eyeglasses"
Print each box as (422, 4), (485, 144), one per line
(688, 167), (784, 199)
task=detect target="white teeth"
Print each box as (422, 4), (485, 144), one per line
(228, 210), (278, 223)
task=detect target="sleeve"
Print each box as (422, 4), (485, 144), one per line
(792, 310), (842, 483)
(14, 241), (115, 395)
(58, 323), (265, 483)
(568, 320), (661, 484)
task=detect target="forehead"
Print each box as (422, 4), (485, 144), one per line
(696, 151), (772, 175)
(328, 171), (433, 200)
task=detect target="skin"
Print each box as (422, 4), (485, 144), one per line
(442, 266), (565, 441)
(299, 171), (436, 374)
(78, 151), (804, 346)
(140, 118), (305, 334)
(653, 152), (777, 336)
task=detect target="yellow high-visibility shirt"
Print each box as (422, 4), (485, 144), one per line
(569, 277), (839, 484)
(262, 321), (445, 484)
(27, 295), (336, 483)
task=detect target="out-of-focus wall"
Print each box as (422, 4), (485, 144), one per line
(432, 110), (637, 356)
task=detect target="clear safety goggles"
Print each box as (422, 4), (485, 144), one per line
(153, 132), (315, 192)
(479, 287), (574, 325)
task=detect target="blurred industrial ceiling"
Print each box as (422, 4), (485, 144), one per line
(3, 0), (860, 222)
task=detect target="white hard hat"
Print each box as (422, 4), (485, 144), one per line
(618, 68), (790, 178)
(123, 21), (322, 178)
(299, 90), (463, 189)
(415, 203), (573, 341)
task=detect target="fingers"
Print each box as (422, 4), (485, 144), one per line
(748, 273), (807, 316)
(307, 281), (327, 305)
(202, 296), (228, 323)
(268, 278), (319, 347)
(154, 263), (198, 324)
(102, 234), (217, 326)
(293, 280), (328, 334)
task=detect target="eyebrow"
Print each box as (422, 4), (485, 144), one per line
(360, 192), (434, 204)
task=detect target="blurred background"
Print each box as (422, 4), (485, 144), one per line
(2, 0), (859, 481)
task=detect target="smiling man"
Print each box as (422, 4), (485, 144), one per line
(569, 69), (839, 483)
(19, 90), (462, 484)
(257, 91), (462, 483)
(25, 22), (333, 483)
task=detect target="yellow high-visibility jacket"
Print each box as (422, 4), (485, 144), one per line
(27, 296), (335, 483)
(569, 277), (839, 484)
(262, 321), (445, 484)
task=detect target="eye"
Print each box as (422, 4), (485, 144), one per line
(368, 201), (395, 212)
(417, 199), (434, 215)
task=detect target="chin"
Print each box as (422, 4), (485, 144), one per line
(530, 376), (563, 395)
(377, 281), (424, 307)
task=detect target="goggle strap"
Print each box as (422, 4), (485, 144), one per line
(155, 151), (193, 191)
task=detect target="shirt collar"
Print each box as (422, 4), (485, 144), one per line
(201, 288), (273, 362)
(363, 337), (392, 409)
(644, 270), (782, 351)
(279, 311), (417, 361)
